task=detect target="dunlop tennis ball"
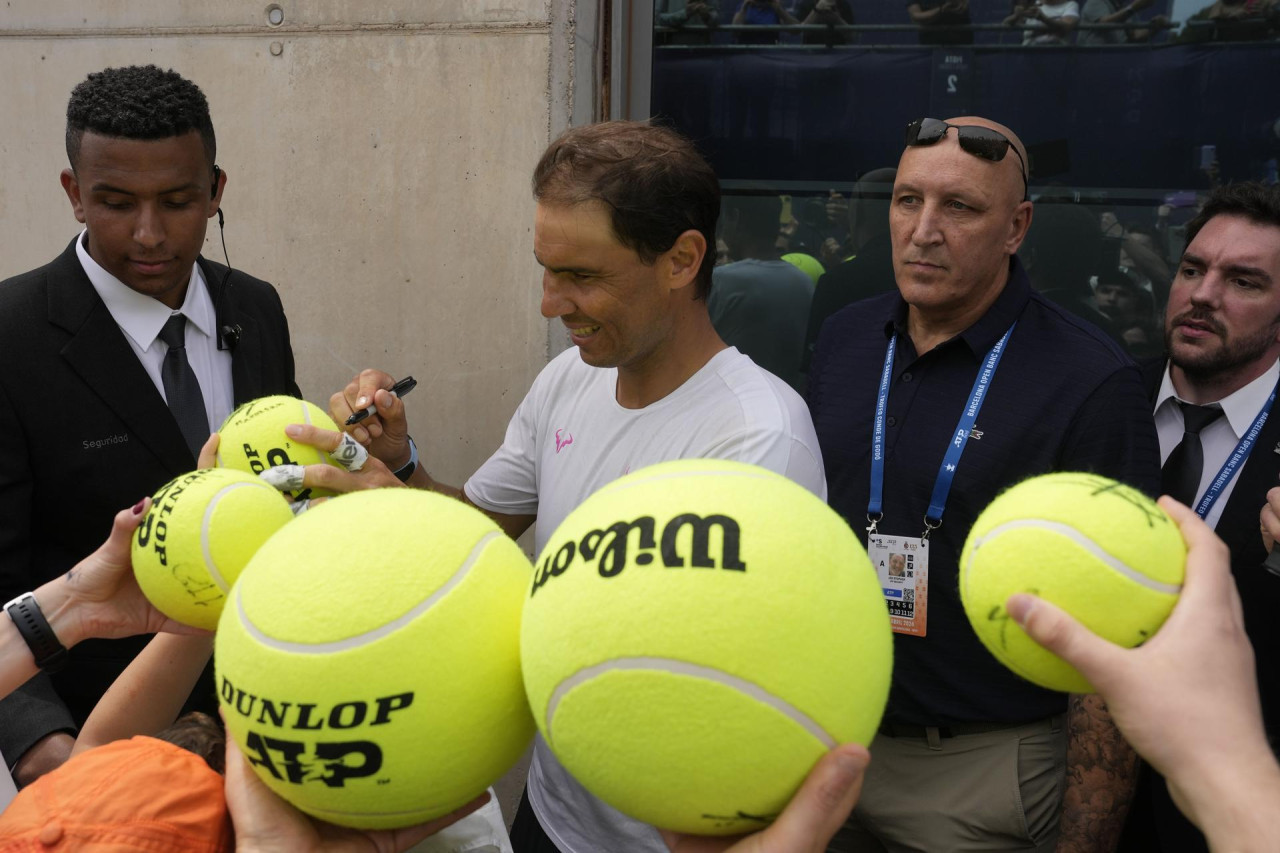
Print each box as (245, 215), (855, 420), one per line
(132, 468), (294, 630)
(216, 489), (535, 829)
(960, 472), (1186, 693)
(217, 395), (340, 501)
(521, 458), (892, 835)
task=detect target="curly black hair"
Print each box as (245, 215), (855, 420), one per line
(65, 65), (216, 170)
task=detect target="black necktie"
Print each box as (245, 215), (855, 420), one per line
(159, 314), (210, 458)
(1160, 402), (1224, 506)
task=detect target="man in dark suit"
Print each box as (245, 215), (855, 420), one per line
(0, 65), (299, 785)
(1131, 181), (1280, 852)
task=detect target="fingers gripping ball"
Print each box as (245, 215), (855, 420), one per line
(215, 490), (535, 830)
(521, 459), (892, 836)
(216, 395), (341, 500)
(960, 472), (1186, 693)
(132, 468), (294, 630)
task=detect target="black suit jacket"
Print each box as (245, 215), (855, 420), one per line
(1142, 358), (1280, 732)
(1133, 358), (1280, 852)
(0, 237), (300, 763)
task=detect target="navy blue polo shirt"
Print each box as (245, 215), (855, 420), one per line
(808, 256), (1161, 725)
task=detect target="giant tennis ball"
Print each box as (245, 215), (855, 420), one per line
(132, 468), (294, 630)
(215, 489), (534, 829)
(217, 395), (341, 500)
(521, 458), (892, 835)
(960, 472), (1186, 693)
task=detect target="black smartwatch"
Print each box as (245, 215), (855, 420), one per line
(4, 592), (69, 673)
(392, 436), (420, 483)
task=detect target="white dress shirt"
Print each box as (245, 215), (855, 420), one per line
(76, 231), (235, 433)
(1154, 358), (1280, 531)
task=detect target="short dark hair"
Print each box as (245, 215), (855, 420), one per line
(155, 712), (225, 774)
(1184, 181), (1280, 250)
(532, 121), (720, 300)
(66, 65), (216, 170)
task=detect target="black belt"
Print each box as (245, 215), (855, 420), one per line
(878, 720), (1026, 739)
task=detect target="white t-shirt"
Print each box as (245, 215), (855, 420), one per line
(464, 345), (826, 853)
(75, 230), (235, 431)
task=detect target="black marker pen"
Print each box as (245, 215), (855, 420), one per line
(346, 375), (417, 425)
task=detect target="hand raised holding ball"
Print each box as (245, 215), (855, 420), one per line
(224, 734), (490, 853)
(216, 396), (346, 502)
(0, 500), (211, 718)
(258, 422), (404, 497)
(46, 501), (211, 646)
(661, 743), (870, 853)
(522, 459), (891, 836)
(960, 473), (1185, 693)
(1010, 498), (1280, 849)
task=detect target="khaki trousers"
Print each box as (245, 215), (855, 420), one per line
(828, 715), (1067, 853)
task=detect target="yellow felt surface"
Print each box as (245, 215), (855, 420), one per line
(550, 669), (829, 834)
(132, 468), (293, 631)
(216, 395), (340, 499)
(215, 490), (535, 829)
(960, 472), (1186, 693)
(521, 458), (892, 834)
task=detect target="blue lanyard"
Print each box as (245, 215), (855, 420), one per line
(868, 324), (1016, 537)
(1193, 381), (1278, 519)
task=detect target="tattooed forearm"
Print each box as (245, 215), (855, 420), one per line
(1055, 694), (1139, 853)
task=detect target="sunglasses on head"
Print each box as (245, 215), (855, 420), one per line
(905, 118), (1029, 201)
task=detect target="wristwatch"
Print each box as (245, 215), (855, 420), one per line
(392, 436), (419, 483)
(4, 592), (69, 673)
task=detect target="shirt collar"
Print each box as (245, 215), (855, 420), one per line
(883, 255), (1032, 356)
(1154, 358), (1280, 438)
(75, 231), (216, 351)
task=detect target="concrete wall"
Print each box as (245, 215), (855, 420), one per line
(0, 0), (577, 491)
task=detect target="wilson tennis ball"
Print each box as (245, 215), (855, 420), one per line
(216, 489), (535, 829)
(521, 458), (892, 835)
(216, 395), (340, 500)
(960, 472), (1186, 693)
(132, 468), (294, 630)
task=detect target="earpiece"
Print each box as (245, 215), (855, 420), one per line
(211, 166), (237, 351)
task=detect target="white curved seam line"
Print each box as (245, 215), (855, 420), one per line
(546, 657), (836, 749)
(236, 530), (501, 653)
(202, 482), (271, 592)
(971, 520), (1183, 595)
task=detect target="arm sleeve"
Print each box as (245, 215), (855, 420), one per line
(1058, 364), (1162, 497)
(464, 386), (542, 517)
(702, 373), (828, 500)
(0, 682), (77, 767)
(704, 427), (827, 501)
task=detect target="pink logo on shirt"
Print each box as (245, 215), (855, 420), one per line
(555, 429), (574, 454)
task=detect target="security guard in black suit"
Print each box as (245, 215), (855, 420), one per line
(0, 65), (299, 786)
(1127, 181), (1280, 852)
